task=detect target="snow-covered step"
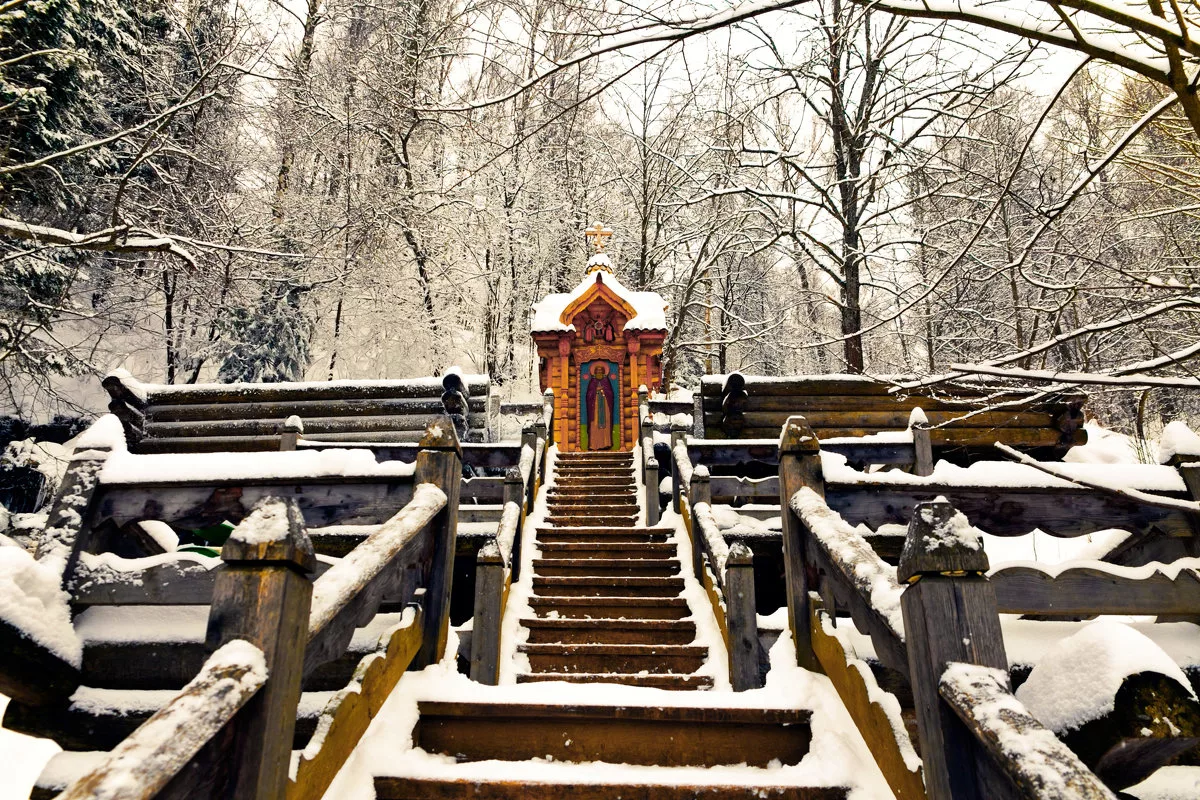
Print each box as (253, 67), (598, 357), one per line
(376, 777), (845, 799)
(534, 558), (679, 578)
(522, 618), (697, 645)
(520, 643), (707, 675)
(535, 526), (673, 544)
(514, 672), (714, 690)
(528, 595), (691, 620)
(403, 701), (812, 767)
(536, 541), (675, 559)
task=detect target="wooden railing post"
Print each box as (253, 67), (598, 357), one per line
(203, 497), (315, 800)
(726, 541), (763, 691)
(521, 423), (538, 512)
(412, 417), (463, 668)
(910, 408), (933, 477)
(899, 499), (1008, 800)
(486, 393), (501, 443)
(280, 415), (303, 452)
(689, 466), (711, 582)
(640, 414), (653, 483)
(778, 415), (823, 671)
(504, 465), (525, 581)
(638, 384), (649, 423)
(543, 388), (555, 446)
(470, 540), (504, 685)
(645, 456), (660, 526)
(670, 420), (688, 513)
(101, 371), (147, 448)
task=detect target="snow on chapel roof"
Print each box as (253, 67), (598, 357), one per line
(530, 264), (668, 333)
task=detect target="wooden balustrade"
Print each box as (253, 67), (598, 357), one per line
(54, 418), (463, 800)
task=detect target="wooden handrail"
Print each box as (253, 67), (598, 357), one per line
(303, 482), (446, 675)
(59, 640), (267, 800)
(939, 664), (1117, 800)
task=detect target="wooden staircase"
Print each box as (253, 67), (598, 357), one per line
(517, 451), (711, 689)
(374, 450), (850, 799)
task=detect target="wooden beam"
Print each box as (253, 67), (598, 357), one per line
(991, 563), (1200, 615)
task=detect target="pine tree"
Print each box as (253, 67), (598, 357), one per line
(217, 285), (314, 383)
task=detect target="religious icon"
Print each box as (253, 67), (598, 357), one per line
(584, 362), (616, 451)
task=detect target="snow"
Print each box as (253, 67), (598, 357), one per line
(136, 520), (179, 552)
(821, 450), (1185, 492)
(0, 693), (60, 800)
(144, 375), (486, 396)
(907, 407), (928, 427)
(74, 605), (209, 644)
(100, 448), (416, 484)
(69, 414), (128, 454)
(231, 500), (292, 545)
(919, 498), (981, 552)
(1126, 766), (1200, 799)
(821, 430), (913, 445)
(1066, 421), (1144, 465)
(1015, 620), (1196, 733)
(529, 270), (668, 333)
(0, 545), (81, 666)
(1158, 421), (1200, 465)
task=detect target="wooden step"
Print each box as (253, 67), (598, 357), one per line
(520, 643), (706, 674)
(554, 466), (632, 476)
(546, 503), (637, 515)
(406, 701), (813, 767)
(536, 542), (676, 559)
(528, 596), (690, 620)
(522, 618), (696, 645)
(557, 454), (634, 462)
(534, 559), (679, 579)
(546, 493), (635, 505)
(553, 481), (635, 492)
(536, 526), (672, 543)
(3, 687), (326, 751)
(532, 576), (684, 598)
(546, 514), (637, 528)
(515, 672), (715, 690)
(376, 778), (844, 799)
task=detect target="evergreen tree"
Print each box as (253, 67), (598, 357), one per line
(217, 284), (314, 383)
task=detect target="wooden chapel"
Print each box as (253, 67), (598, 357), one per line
(531, 224), (668, 452)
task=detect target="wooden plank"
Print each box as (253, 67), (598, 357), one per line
(469, 542), (505, 684)
(147, 376), (488, 405)
(779, 417), (823, 671)
(725, 543), (763, 691)
(991, 564), (1200, 615)
(810, 606), (925, 800)
(145, 414), (487, 438)
(0, 615), (80, 707)
(822, 441), (915, 466)
(289, 606), (424, 800)
(71, 557), (336, 607)
(96, 479), (416, 530)
(827, 483), (1193, 538)
(147, 397), (484, 423)
(687, 441), (780, 466)
(711, 410), (1056, 429)
(723, 427), (1086, 448)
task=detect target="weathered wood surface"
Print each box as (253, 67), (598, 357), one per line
(303, 483), (444, 677)
(779, 417), (823, 672)
(991, 563), (1200, 615)
(412, 423), (463, 669)
(0, 616), (80, 707)
(810, 605), (925, 800)
(289, 605), (425, 800)
(940, 663), (1117, 800)
(687, 440), (779, 467)
(146, 396), (484, 423)
(36, 442), (113, 584)
(205, 498), (315, 800)
(729, 426), (1085, 447)
(469, 542), (506, 684)
(56, 641), (267, 800)
(95, 479), (417, 531)
(705, 410), (1059, 430)
(827, 483), (1193, 538)
(900, 500), (1009, 800)
(145, 413), (487, 438)
(141, 375), (490, 405)
(725, 542), (763, 691)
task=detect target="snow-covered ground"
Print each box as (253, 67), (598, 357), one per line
(0, 694), (60, 800)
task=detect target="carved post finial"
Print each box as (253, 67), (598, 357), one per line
(897, 498), (989, 585)
(779, 415), (819, 455)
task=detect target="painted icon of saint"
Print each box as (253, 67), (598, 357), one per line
(586, 362), (615, 450)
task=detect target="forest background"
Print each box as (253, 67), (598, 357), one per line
(4, 0), (1200, 438)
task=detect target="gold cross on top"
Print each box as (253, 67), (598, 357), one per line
(584, 222), (613, 253)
